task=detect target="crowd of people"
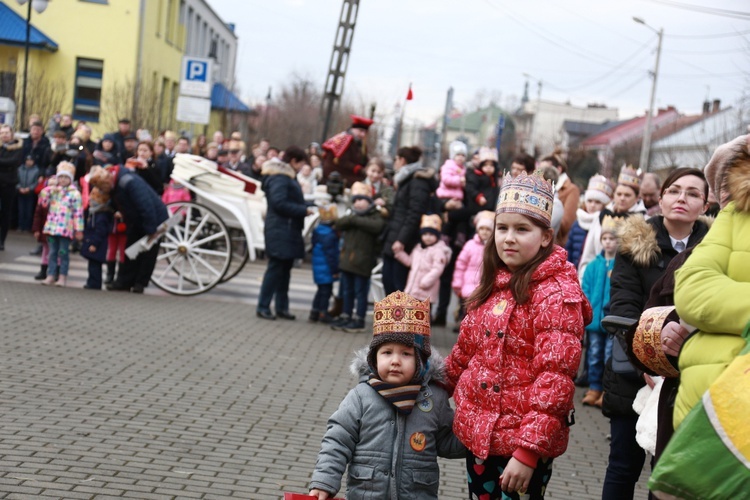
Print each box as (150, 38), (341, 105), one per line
(2, 109), (748, 498)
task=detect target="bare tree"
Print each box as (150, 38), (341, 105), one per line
(102, 75), (162, 133)
(14, 68), (66, 127)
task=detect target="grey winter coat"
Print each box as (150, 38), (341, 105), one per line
(309, 349), (465, 499)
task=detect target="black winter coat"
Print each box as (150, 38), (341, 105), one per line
(113, 170), (168, 236)
(260, 160), (308, 260)
(0, 139), (24, 185)
(381, 165), (437, 257)
(602, 215), (710, 417)
(23, 136), (51, 174)
(464, 167), (499, 215)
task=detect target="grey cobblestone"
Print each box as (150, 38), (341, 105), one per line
(0, 233), (650, 498)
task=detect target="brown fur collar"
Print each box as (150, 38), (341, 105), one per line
(3, 139), (23, 151)
(260, 159), (295, 178)
(413, 166), (436, 179)
(618, 214), (714, 267)
(728, 158), (750, 212)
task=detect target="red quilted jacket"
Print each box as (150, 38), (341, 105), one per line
(445, 246), (592, 464)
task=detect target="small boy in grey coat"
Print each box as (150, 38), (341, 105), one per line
(309, 291), (465, 499)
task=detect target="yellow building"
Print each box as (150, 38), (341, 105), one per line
(0, 0), (247, 139)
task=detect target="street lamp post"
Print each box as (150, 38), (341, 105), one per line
(522, 72), (542, 155)
(634, 16), (663, 173)
(16, 0), (49, 129)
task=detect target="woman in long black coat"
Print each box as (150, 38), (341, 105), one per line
(380, 146), (437, 294)
(256, 146), (311, 321)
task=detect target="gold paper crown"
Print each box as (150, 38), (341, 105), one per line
(600, 215), (621, 236)
(350, 181), (372, 198)
(496, 170), (554, 227)
(318, 203), (338, 222)
(632, 306), (680, 378)
(420, 214), (442, 233)
(373, 291), (431, 345)
(587, 174), (614, 199)
(618, 165), (642, 190)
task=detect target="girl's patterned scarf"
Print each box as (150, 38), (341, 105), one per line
(367, 374), (422, 415)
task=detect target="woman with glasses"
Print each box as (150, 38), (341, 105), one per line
(602, 167), (710, 499)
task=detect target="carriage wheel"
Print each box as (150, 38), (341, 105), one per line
(151, 201), (233, 296)
(220, 227), (249, 283)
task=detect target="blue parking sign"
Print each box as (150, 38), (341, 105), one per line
(180, 56), (213, 98)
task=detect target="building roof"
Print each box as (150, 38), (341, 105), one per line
(0, 2), (58, 52)
(446, 105), (506, 133)
(581, 107), (680, 148)
(564, 119), (623, 137)
(211, 82), (251, 112)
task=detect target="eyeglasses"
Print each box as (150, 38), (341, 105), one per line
(229, 149), (240, 154)
(663, 187), (705, 202)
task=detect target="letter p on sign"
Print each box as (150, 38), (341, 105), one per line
(187, 61), (207, 82)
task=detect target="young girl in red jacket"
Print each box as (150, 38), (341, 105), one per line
(445, 171), (592, 499)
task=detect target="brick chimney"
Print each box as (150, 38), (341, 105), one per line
(712, 99), (721, 113)
(702, 100), (711, 114)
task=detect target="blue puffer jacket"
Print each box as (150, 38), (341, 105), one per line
(565, 220), (587, 268)
(261, 159), (308, 260)
(311, 222), (339, 285)
(113, 169), (168, 236)
(81, 202), (114, 263)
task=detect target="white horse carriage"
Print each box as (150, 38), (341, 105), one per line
(149, 153), (385, 301)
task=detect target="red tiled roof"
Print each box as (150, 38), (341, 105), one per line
(582, 108), (681, 148)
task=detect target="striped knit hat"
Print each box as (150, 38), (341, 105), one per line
(368, 291), (431, 381)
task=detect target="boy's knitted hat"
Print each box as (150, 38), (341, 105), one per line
(56, 161), (76, 181)
(419, 214), (442, 236)
(318, 203), (338, 222)
(496, 170), (555, 227)
(475, 210), (495, 230)
(368, 291), (431, 378)
(585, 174), (614, 204)
(618, 165), (642, 192)
(449, 140), (467, 160)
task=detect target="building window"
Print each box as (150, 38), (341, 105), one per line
(73, 58), (103, 122)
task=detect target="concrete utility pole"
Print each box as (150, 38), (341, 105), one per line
(634, 17), (663, 173)
(436, 87), (454, 166)
(320, 0), (360, 143)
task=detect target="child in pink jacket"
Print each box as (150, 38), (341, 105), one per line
(451, 211), (495, 328)
(394, 214), (452, 313)
(435, 141), (467, 200)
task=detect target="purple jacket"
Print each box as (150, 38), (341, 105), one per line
(395, 239), (452, 302)
(452, 233), (485, 298)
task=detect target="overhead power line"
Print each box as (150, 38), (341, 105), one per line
(643, 0), (750, 20)
(667, 28), (750, 39)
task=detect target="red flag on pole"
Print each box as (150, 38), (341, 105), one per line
(406, 84), (413, 101)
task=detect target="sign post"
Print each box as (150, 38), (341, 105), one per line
(178, 56), (213, 125)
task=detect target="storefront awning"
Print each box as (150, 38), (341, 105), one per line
(0, 3), (58, 52)
(211, 82), (251, 113)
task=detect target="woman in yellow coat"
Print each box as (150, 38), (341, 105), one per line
(673, 134), (750, 428)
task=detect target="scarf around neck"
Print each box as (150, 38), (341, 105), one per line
(367, 374), (422, 415)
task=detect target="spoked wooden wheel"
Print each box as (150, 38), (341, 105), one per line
(151, 202), (232, 295)
(220, 227), (249, 283)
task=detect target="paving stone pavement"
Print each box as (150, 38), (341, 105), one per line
(0, 233), (649, 498)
